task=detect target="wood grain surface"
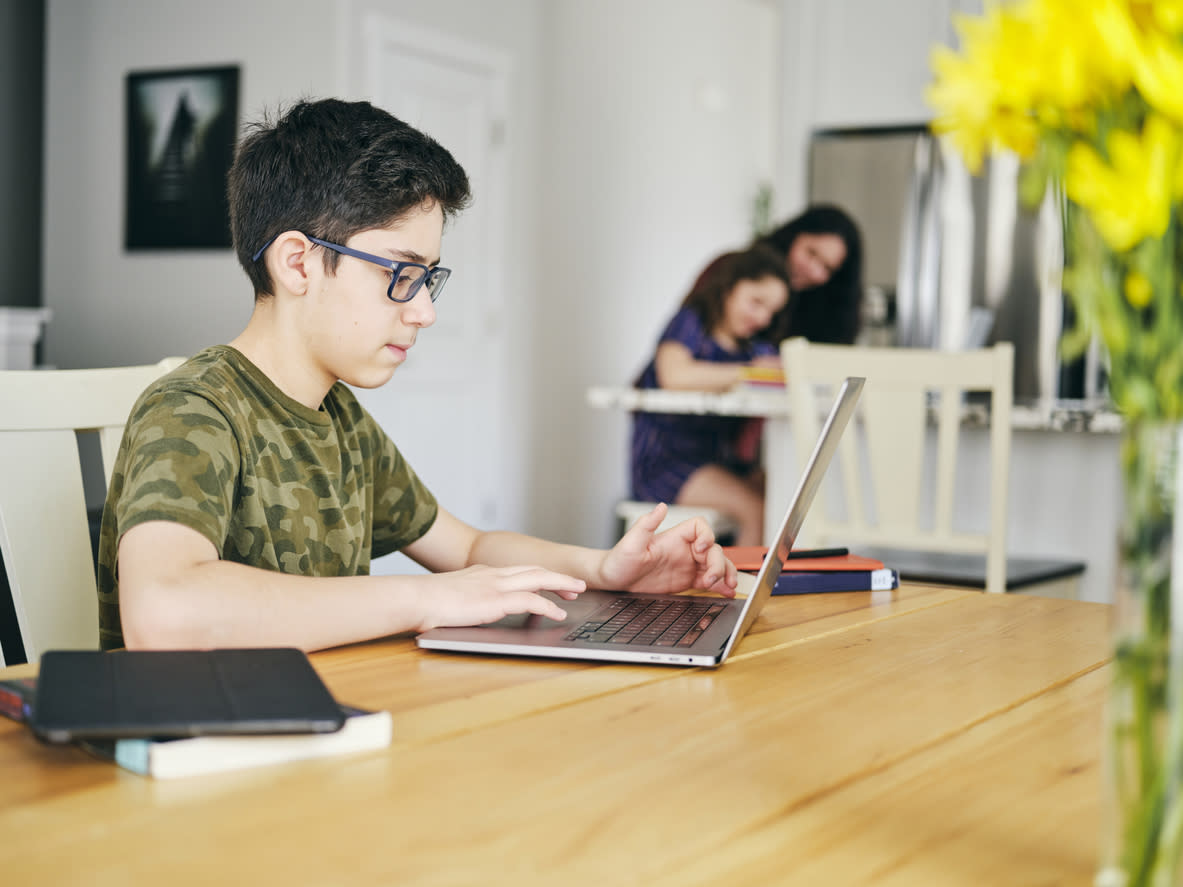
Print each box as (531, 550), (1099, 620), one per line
(0, 585), (1111, 886)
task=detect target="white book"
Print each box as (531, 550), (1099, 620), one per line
(81, 705), (393, 779)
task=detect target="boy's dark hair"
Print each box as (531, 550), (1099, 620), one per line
(681, 244), (791, 345)
(228, 98), (472, 297)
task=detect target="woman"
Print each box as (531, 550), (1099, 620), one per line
(761, 203), (864, 345)
(630, 245), (790, 546)
(691, 203), (864, 345)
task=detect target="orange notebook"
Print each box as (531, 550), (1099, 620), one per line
(723, 546), (885, 573)
(737, 366), (786, 388)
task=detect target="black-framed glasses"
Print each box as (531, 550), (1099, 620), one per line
(252, 234), (452, 303)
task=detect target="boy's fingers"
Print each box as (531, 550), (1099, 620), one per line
(509, 591), (567, 621)
(636, 502), (668, 533)
(494, 566), (585, 594)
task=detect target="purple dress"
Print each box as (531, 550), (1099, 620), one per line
(630, 308), (777, 503)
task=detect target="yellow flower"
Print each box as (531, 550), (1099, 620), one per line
(928, 46), (997, 173)
(926, 0), (1183, 424)
(1034, 0), (1132, 110)
(928, 0), (1135, 167)
(1142, 0), (1183, 35)
(1132, 28), (1183, 124)
(1124, 270), (1153, 308)
(928, 5), (1058, 169)
(1064, 113), (1180, 252)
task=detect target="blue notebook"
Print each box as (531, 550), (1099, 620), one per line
(773, 568), (900, 595)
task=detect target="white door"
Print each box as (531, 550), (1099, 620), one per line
(352, 18), (511, 575)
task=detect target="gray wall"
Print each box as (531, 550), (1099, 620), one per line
(0, 0), (43, 308)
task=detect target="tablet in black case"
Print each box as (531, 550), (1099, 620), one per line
(30, 648), (346, 744)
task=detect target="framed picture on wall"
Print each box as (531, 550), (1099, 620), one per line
(124, 64), (240, 250)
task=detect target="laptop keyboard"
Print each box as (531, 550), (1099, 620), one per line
(564, 597), (727, 648)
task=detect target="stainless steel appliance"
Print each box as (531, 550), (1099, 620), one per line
(808, 125), (1103, 402)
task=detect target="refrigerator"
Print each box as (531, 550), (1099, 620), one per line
(807, 125), (1103, 402)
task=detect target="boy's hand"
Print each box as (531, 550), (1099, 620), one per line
(598, 504), (738, 597)
(415, 565), (587, 631)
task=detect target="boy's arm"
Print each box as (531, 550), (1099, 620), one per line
(117, 520), (586, 652)
(402, 504), (738, 598)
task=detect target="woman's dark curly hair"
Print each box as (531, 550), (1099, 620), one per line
(759, 203), (863, 345)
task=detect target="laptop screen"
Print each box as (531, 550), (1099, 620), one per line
(719, 376), (865, 661)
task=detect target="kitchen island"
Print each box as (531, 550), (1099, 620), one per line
(588, 385), (1122, 603)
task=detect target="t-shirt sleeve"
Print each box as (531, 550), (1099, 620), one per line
(113, 387), (241, 555)
(659, 308), (709, 353)
(363, 414), (439, 559)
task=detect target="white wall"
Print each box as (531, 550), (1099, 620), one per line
(42, 0), (552, 534)
(42, 0), (549, 367)
(39, 0), (1116, 602)
(533, 0), (780, 545)
(42, 0), (779, 547)
(43, 0), (320, 368)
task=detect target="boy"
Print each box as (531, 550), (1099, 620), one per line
(96, 98), (737, 652)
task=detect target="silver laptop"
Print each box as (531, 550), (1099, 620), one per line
(417, 376), (865, 667)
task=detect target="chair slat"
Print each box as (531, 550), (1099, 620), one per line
(0, 356), (186, 663)
(0, 429), (98, 661)
(781, 339), (1013, 594)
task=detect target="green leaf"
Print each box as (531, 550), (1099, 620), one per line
(1018, 160), (1048, 209)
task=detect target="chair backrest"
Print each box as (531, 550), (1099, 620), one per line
(0, 357), (185, 664)
(780, 338), (1013, 594)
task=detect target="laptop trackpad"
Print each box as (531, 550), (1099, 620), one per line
(434, 591), (615, 640)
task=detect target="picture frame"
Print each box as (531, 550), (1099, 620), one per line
(124, 64), (240, 250)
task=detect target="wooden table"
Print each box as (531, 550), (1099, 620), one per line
(0, 583), (1112, 885)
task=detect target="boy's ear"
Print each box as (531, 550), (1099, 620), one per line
(268, 231), (317, 296)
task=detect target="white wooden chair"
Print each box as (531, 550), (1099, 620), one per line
(0, 357), (185, 664)
(780, 338), (1013, 594)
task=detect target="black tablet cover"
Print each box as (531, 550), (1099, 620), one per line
(30, 648), (346, 743)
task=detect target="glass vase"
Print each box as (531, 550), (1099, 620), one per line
(1097, 421), (1183, 887)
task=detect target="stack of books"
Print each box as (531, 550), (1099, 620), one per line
(80, 704), (392, 779)
(725, 546), (899, 594)
(736, 366), (786, 388)
(0, 649), (393, 780)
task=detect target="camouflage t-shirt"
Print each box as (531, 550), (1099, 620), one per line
(96, 345), (439, 650)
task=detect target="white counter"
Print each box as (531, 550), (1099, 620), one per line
(586, 385), (1123, 433)
(588, 385), (1123, 604)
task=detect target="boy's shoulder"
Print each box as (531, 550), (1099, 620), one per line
(130, 346), (254, 418)
(135, 344), (234, 388)
(154, 345), (271, 392)
(141, 346), (347, 405)
(132, 346), (369, 433)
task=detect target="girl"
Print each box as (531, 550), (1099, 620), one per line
(690, 203), (865, 345)
(630, 245), (789, 546)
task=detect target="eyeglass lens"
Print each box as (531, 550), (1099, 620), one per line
(391, 265), (428, 301)
(392, 266), (450, 303)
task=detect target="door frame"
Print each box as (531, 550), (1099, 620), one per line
(351, 14), (520, 557)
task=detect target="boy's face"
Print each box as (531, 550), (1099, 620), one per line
(304, 202), (445, 390)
